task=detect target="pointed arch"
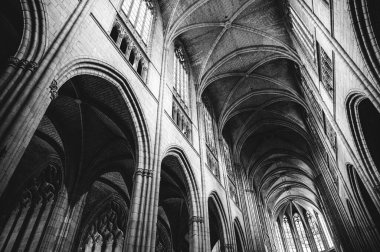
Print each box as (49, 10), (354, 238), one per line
(234, 218), (246, 252)
(208, 191), (229, 252)
(158, 146), (202, 251)
(346, 92), (380, 181)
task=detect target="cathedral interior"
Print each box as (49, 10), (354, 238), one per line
(1, 0), (380, 251)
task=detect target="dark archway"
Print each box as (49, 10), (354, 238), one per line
(110, 25), (119, 43)
(234, 219), (245, 252)
(0, 0), (23, 73)
(120, 38), (128, 54)
(208, 195), (226, 252)
(129, 50), (136, 65)
(76, 174), (129, 252)
(347, 94), (380, 177)
(347, 164), (380, 235)
(0, 74), (141, 251)
(158, 155), (191, 252)
(357, 99), (380, 169)
(137, 60), (143, 76)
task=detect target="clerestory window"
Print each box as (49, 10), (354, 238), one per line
(293, 213), (312, 252)
(306, 212), (325, 252)
(174, 45), (190, 108)
(283, 216), (296, 252)
(275, 222), (285, 252)
(122, 0), (154, 43)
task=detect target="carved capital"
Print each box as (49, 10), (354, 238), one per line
(223, 244), (234, 250)
(27, 61), (39, 72)
(49, 80), (58, 100)
(19, 59), (29, 69)
(8, 56), (20, 67)
(189, 216), (204, 224)
(374, 184), (380, 194)
(134, 168), (153, 179)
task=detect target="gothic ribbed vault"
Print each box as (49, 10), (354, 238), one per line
(158, 0), (320, 214)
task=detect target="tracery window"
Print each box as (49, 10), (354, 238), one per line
(275, 222), (285, 252)
(229, 179), (239, 206)
(204, 102), (217, 154)
(306, 212), (325, 251)
(171, 44), (192, 141)
(0, 164), (61, 251)
(283, 216), (296, 252)
(174, 45), (190, 108)
(317, 212), (333, 248)
(172, 100), (192, 141)
(317, 43), (334, 98)
(80, 201), (127, 252)
(203, 96), (219, 179)
(122, 0), (153, 43)
(223, 138), (234, 180)
(293, 213), (311, 252)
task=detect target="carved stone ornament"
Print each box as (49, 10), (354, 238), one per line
(223, 244), (234, 250)
(189, 216), (204, 224)
(134, 168), (153, 179)
(27, 61), (39, 72)
(8, 56), (20, 67)
(19, 59), (29, 69)
(49, 80), (58, 100)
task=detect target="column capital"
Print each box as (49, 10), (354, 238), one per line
(223, 243), (234, 250)
(49, 80), (58, 100)
(189, 216), (204, 224)
(27, 61), (39, 72)
(133, 168), (153, 180)
(8, 56), (20, 67)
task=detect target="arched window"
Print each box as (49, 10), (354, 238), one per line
(357, 99), (380, 169)
(316, 212), (333, 248)
(137, 59), (143, 75)
(174, 45), (190, 107)
(293, 213), (311, 252)
(122, 0), (153, 43)
(275, 222), (285, 252)
(203, 95), (219, 179)
(347, 95), (380, 184)
(306, 212), (325, 251)
(120, 38), (128, 53)
(129, 50), (135, 64)
(110, 25), (119, 43)
(223, 138), (234, 180)
(283, 216), (296, 252)
(347, 164), (380, 235)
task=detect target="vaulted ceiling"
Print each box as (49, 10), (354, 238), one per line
(158, 0), (320, 217)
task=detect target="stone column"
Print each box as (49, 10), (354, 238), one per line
(141, 64), (149, 81)
(315, 212), (330, 250)
(116, 31), (125, 47)
(104, 233), (114, 252)
(133, 53), (142, 70)
(124, 167), (154, 251)
(126, 44), (134, 59)
(83, 236), (93, 252)
(114, 229), (124, 252)
(244, 187), (266, 252)
(278, 221), (290, 252)
(93, 233), (103, 252)
(0, 0), (96, 197)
